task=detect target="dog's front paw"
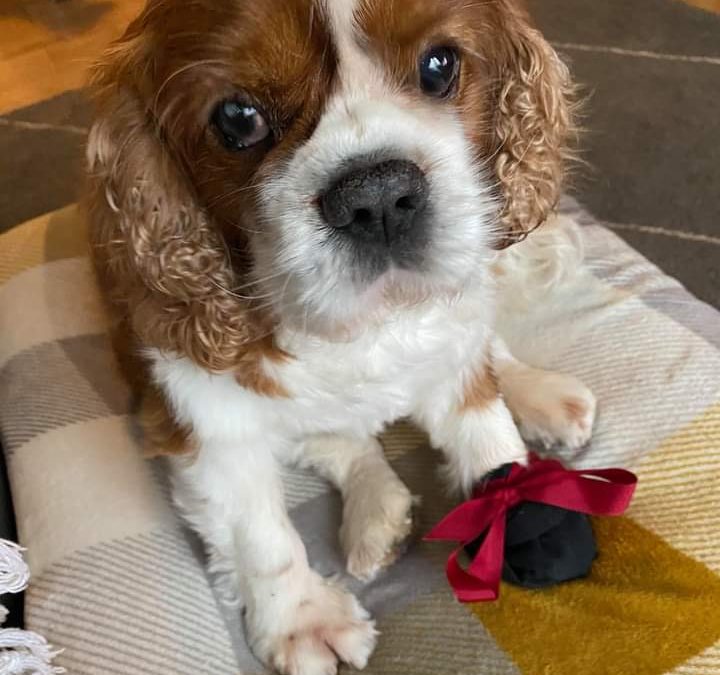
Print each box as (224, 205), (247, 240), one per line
(247, 573), (377, 675)
(502, 367), (596, 451)
(340, 471), (417, 582)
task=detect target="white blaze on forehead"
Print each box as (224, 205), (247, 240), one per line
(319, 0), (358, 53)
(319, 0), (385, 95)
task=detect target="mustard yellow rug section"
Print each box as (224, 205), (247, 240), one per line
(471, 516), (720, 675)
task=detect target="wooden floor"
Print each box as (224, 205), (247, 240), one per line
(0, 0), (144, 115)
(684, 0), (720, 11)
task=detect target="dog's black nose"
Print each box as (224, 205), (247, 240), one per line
(320, 160), (428, 245)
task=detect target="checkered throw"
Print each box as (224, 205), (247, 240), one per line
(0, 198), (718, 675)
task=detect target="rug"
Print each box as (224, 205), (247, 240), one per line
(0, 198), (718, 675)
(1, 1), (719, 632)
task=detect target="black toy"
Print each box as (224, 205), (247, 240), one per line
(425, 454), (637, 602)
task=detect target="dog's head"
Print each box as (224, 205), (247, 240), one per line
(87, 0), (574, 360)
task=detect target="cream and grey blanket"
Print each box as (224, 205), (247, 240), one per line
(0, 198), (719, 675)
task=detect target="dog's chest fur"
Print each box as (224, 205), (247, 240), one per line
(150, 287), (493, 453)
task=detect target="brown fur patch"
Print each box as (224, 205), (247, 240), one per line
(139, 385), (197, 458)
(460, 359), (500, 411)
(235, 335), (290, 398)
(105, 315), (148, 399)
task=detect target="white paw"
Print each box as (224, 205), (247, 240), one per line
(501, 367), (596, 450)
(248, 573), (377, 675)
(341, 472), (417, 582)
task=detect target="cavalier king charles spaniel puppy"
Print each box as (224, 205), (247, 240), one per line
(85, 0), (595, 672)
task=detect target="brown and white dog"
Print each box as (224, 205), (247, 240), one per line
(85, 1), (595, 673)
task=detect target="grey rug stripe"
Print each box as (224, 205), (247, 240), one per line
(0, 333), (130, 457)
(26, 528), (239, 675)
(363, 591), (521, 675)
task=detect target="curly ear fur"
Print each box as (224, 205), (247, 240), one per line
(492, 2), (577, 246)
(85, 31), (263, 375)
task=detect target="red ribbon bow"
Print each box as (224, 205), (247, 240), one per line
(424, 454), (637, 603)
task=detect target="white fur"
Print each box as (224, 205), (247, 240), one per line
(416, 396), (528, 497)
(493, 213), (586, 308)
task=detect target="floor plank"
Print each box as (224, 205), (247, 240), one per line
(680, 0), (720, 12)
(0, 0), (144, 114)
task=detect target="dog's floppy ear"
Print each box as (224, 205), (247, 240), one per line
(490, 1), (576, 247)
(85, 19), (260, 372)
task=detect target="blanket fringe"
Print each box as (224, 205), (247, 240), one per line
(0, 539), (65, 674)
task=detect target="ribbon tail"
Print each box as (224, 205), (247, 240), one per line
(445, 514), (506, 603)
(522, 469), (637, 516)
(424, 498), (501, 542)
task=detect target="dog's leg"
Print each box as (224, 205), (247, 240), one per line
(492, 337), (596, 450)
(170, 441), (376, 675)
(300, 434), (416, 581)
(413, 347), (528, 495)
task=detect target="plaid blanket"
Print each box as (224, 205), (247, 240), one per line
(0, 198), (718, 675)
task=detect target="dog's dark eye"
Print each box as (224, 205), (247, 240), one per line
(419, 46), (460, 98)
(211, 99), (271, 151)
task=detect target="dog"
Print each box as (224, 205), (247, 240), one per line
(85, 0), (595, 673)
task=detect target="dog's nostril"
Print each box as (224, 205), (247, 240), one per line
(354, 208), (374, 226)
(395, 195), (416, 212)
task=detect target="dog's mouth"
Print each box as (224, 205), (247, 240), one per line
(341, 236), (432, 288)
